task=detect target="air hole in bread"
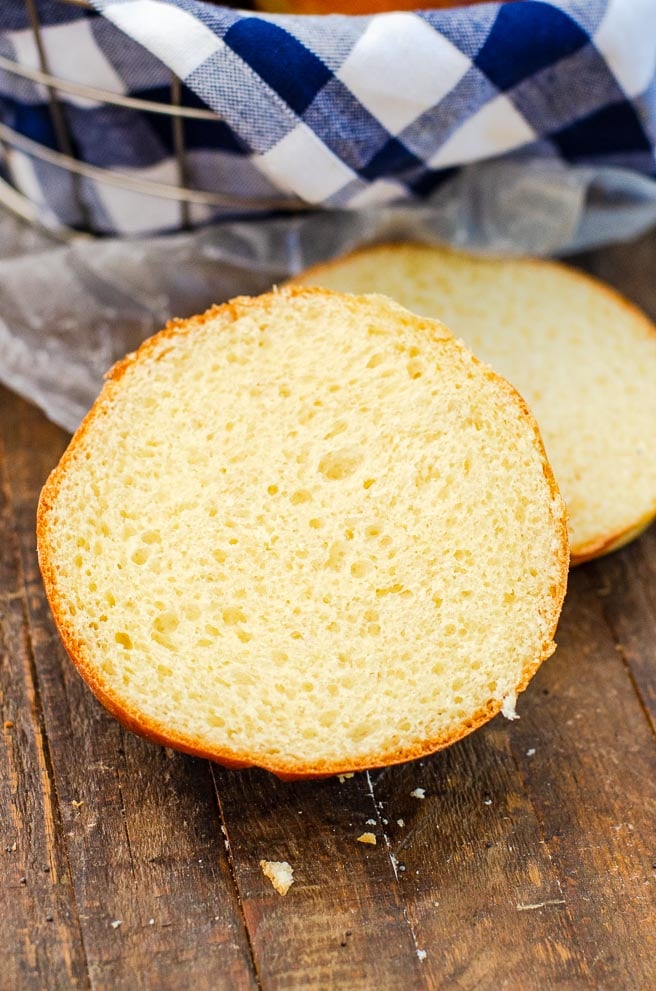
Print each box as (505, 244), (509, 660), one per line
(37, 289), (567, 777)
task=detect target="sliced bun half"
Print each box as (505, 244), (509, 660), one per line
(38, 288), (568, 777)
(291, 244), (656, 564)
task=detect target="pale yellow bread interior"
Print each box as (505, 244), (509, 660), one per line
(37, 289), (568, 778)
(290, 245), (656, 563)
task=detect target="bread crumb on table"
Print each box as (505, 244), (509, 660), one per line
(260, 859), (294, 895)
(337, 773), (354, 783)
(357, 832), (377, 845)
(410, 788), (426, 800)
(417, 949), (427, 962)
(516, 899), (566, 911)
(501, 693), (519, 720)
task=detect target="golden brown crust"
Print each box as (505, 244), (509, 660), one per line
(290, 242), (656, 565)
(293, 242), (656, 327)
(289, 240), (656, 347)
(37, 286), (569, 780)
(570, 510), (656, 566)
(29, 584), (560, 781)
(38, 548), (564, 782)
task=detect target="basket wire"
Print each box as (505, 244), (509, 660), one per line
(0, 0), (304, 237)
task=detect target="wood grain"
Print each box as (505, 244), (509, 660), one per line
(587, 531), (656, 735)
(1, 230), (656, 990)
(508, 573), (656, 990)
(0, 389), (259, 991)
(2, 379), (656, 991)
(0, 436), (89, 991)
(369, 723), (593, 991)
(213, 766), (426, 990)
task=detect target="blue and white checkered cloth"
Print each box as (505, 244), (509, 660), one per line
(0, 0), (655, 235)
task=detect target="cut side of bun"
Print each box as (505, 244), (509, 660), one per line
(290, 244), (656, 564)
(38, 288), (568, 778)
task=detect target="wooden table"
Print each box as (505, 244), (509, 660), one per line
(1, 236), (656, 991)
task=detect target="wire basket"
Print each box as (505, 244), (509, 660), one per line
(3, 1), (656, 244)
(0, 0), (306, 239)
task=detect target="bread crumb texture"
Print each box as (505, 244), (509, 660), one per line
(260, 860), (294, 895)
(501, 692), (519, 720)
(357, 832), (377, 845)
(37, 288), (567, 777)
(291, 246), (656, 562)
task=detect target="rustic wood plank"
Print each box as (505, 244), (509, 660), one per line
(587, 530), (656, 734)
(369, 722), (593, 990)
(0, 434), (90, 991)
(213, 765), (427, 991)
(507, 566), (656, 990)
(0, 387), (259, 991)
(367, 547), (656, 990)
(3, 225), (656, 991)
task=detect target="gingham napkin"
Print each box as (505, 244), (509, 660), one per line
(0, 0), (655, 234)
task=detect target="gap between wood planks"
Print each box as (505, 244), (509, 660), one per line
(1, 389), (260, 991)
(4, 381), (656, 990)
(601, 623), (656, 740)
(587, 539), (656, 740)
(0, 432), (93, 990)
(209, 760), (428, 989)
(210, 769), (265, 991)
(363, 769), (426, 958)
